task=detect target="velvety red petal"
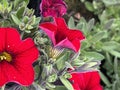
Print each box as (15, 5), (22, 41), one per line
(40, 23), (57, 32)
(0, 61), (34, 86)
(70, 72), (103, 90)
(0, 28), (6, 52)
(0, 28), (39, 86)
(71, 39), (81, 52)
(53, 17), (68, 29)
(67, 30), (85, 41)
(5, 28), (21, 54)
(70, 73), (85, 90)
(84, 72), (103, 90)
(13, 45), (39, 64)
(14, 38), (35, 53)
(40, 23), (57, 45)
(0, 63), (7, 86)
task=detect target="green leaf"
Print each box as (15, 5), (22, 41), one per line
(34, 17), (41, 25)
(109, 50), (120, 58)
(68, 17), (75, 29)
(99, 71), (111, 87)
(46, 82), (56, 89)
(84, 51), (104, 60)
(90, 31), (107, 43)
(59, 76), (74, 90)
(56, 52), (70, 70)
(104, 19), (114, 30)
(102, 0), (120, 6)
(14, 0), (21, 8)
(85, 1), (94, 12)
(102, 41), (120, 51)
(87, 18), (95, 31)
(11, 14), (21, 25)
(76, 17), (88, 35)
(32, 83), (46, 90)
(114, 57), (118, 74)
(16, 7), (25, 19)
(14, 0), (29, 8)
(50, 86), (67, 90)
(3, 0), (8, 8)
(47, 74), (57, 83)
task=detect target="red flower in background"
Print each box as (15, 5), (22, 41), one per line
(0, 28), (39, 86)
(70, 72), (103, 90)
(39, 17), (85, 52)
(40, 0), (67, 17)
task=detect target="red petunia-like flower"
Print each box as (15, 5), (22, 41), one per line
(40, 0), (67, 17)
(0, 28), (39, 86)
(39, 17), (85, 52)
(70, 72), (103, 90)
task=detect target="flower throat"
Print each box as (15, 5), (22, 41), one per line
(0, 52), (12, 62)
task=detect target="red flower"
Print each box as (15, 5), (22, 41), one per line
(40, 0), (67, 17)
(39, 17), (85, 52)
(69, 72), (103, 90)
(0, 28), (39, 86)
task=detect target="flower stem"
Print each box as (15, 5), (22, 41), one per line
(21, 31), (25, 39)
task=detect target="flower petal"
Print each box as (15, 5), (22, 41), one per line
(0, 28), (6, 52)
(5, 28), (21, 54)
(40, 0), (67, 17)
(14, 46), (39, 64)
(13, 38), (39, 63)
(0, 61), (34, 86)
(55, 38), (76, 52)
(67, 30), (85, 41)
(0, 28), (39, 86)
(0, 63), (7, 86)
(53, 17), (68, 29)
(70, 72), (103, 90)
(40, 23), (57, 45)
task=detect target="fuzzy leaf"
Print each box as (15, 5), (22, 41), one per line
(11, 14), (21, 25)
(104, 19), (114, 30)
(59, 76), (74, 90)
(90, 31), (107, 43)
(16, 7), (25, 19)
(85, 1), (94, 12)
(87, 18), (95, 31)
(102, 0), (120, 6)
(102, 41), (120, 51)
(68, 17), (75, 29)
(84, 51), (104, 61)
(109, 50), (120, 58)
(50, 86), (67, 90)
(56, 52), (70, 70)
(99, 71), (111, 87)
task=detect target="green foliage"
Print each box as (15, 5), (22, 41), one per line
(78, 0), (120, 89)
(0, 0), (40, 34)
(1, 0), (120, 90)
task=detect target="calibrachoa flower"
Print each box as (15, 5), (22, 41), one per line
(70, 72), (103, 90)
(0, 28), (39, 86)
(40, 0), (67, 17)
(39, 17), (85, 52)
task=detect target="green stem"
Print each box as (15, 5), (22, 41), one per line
(21, 31), (25, 39)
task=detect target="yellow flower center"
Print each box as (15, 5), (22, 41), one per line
(0, 52), (12, 62)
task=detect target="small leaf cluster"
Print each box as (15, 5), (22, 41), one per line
(0, 0), (40, 33)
